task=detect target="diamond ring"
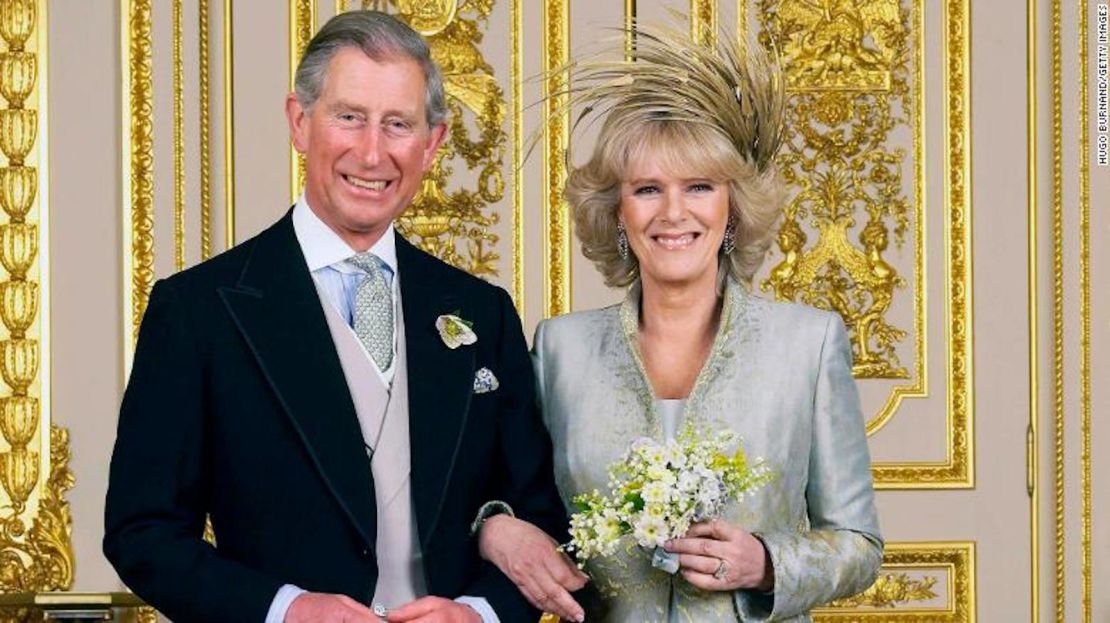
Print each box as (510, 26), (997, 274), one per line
(712, 558), (731, 581)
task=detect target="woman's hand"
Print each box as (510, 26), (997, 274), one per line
(664, 519), (775, 592)
(477, 515), (589, 621)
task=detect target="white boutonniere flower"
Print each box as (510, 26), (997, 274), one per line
(436, 313), (477, 349)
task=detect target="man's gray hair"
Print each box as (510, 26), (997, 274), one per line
(294, 11), (448, 126)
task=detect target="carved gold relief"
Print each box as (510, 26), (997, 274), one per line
(0, 426), (74, 592)
(199, 0), (212, 260)
(0, 0), (74, 593)
(543, 0), (569, 317)
(759, 0), (915, 381)
(288, 0), (314, 201)
(814, 542), (975, 621)
(123, 0), (155, 352)
(826, 572), (937, 608)
(690, 0), (718, 46)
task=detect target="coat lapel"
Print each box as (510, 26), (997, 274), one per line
(218, 212), (377, 550)
(396, 236), (476, 548)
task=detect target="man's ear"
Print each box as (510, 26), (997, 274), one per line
(285, 93), (309, 153)
(421, 122), (449, 170)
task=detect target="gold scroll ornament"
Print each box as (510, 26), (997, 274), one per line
(814, 541), (975, 621)
(354, 0), (505, 278)
(760, 0), (913, 380)
(0, 0), (73, 593)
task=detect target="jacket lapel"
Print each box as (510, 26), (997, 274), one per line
(218, 212), (377, 550)
(396, 236), (475, 548)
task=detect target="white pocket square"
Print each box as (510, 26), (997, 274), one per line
(473, 367), (499, 394)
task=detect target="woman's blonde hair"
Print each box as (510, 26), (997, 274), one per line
(556, 24), (786, 287)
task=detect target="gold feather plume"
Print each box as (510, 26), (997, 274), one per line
(534, 20), (786, 174)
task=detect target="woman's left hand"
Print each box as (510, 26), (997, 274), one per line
(664, 519), (775, 592)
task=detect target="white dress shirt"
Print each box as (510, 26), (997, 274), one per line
(264, 197), (498, 623)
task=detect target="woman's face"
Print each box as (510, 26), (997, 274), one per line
(618, 155), (730, 290)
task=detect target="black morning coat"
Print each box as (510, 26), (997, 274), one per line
(104, 210), (568, 623)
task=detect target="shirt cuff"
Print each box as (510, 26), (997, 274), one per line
(455, 596), (500, 623)
(469, 500), (515, 537)
(265, 584), (306, 623)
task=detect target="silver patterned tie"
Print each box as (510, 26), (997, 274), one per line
(347, 251), (394, 371)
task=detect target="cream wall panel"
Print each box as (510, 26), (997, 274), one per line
(520, 0), (546, 334)
(49, 0), (124, 592)
(232, 2), (294, 241)
(565, 0), (624, 316)
(1089, 3), (1109, 617)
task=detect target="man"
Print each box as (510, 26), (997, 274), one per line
(104, 11), (583, 623)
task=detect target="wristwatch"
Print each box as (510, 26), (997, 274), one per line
(469, 500), (515, 537)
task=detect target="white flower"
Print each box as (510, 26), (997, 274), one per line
(643, 445), (667, 467)
(633, 515), (669, 548)
(641, 480), (670, 504)
(436, 314), (477, 349)
(644, 502), (668, 519)
(664, 442), (687, 469)
(645, 463), (673, 483)
(677, 470), (701, 493)
(597, 510), (624, 543)
(697, 483), (722, 506)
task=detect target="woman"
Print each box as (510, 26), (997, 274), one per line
(480, 26), (881, 622)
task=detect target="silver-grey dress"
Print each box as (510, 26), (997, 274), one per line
(532, 279), (883, 622)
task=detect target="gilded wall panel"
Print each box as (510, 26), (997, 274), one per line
(0, 0), (74, 593)
(743, 0), (972, 488)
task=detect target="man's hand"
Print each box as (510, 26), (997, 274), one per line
(285, 592), (379, 622)
(386, 596), (481, 623)
(478, 515), (588, 622)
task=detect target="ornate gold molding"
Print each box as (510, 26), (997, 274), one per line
(199, 0), (212, 260)
(223, 0), (235, 247)
(736, 0), (747, 46)
(510, 0), (523, 313)
(814, 542), (975, 621)
(288, 0), (314, 202)
(869, 0), (973, 489)
(1077, 1), (1092, 618)
(827, 573), (937, 609)
(1050, 0), (1064, 618)
(121, 0), (155, 368)
(690, 0), (717, 46)
(624, 0), (636, 60)
(543, 0), (570, 318)
(0, 0), (74, 591)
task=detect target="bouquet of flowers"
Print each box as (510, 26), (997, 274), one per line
(565, 427), (773, 572)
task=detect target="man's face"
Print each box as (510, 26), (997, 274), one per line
(286, 47), (447, 251)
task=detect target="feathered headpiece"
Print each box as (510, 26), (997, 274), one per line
(545, 22), (786, 174)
